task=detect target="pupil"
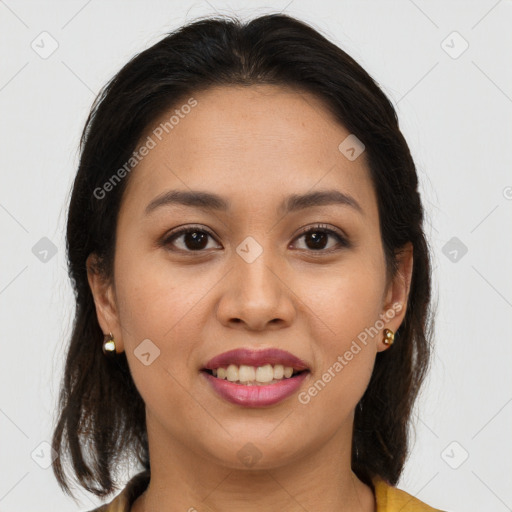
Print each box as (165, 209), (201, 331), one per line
(306, 231), (327, 250)
(185, 231), (208, 250)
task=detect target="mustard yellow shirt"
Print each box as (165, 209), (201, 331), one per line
(88, 470), (445, 511)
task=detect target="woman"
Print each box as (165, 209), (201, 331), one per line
(51, 13), (444, 512)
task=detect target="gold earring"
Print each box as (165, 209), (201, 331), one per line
(102, 332), (117, 356)
(383, 328), (395, 346)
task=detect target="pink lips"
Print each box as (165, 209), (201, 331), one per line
(201, 348), (310, 407)
(201, 370), (309, 407)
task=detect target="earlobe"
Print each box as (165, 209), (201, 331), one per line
(379, 242), (414, 350)
(86, 253), (124, 353)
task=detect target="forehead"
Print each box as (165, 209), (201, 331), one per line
(121, 84), (376, 218)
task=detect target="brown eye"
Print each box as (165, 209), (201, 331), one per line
(162, 227), (220, 252)
(161, 223), (350, 254)
(293, 224), (350, 252)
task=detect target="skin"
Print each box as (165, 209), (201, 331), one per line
(87, 84), (413, 512)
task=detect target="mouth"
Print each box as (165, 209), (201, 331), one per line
(200, 348), (311, 407)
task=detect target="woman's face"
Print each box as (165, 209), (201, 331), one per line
(88, 84), (412, 469)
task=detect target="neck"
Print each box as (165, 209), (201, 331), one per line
(131, 411), (375, 512)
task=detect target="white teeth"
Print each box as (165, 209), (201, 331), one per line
(226, 364), (239, 382)
(273, 364), (284, 379)
(255, 364), (274, 383)
(208, 363), (300, 383)
(238, 364), (256, 382)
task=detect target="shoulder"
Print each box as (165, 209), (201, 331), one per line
(372, 476), (447, 512)
(85, 470), (150, 512)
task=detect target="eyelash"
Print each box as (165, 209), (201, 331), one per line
(160, 223), (350, 254)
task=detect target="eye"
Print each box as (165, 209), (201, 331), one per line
(161, 225), (220, 252)
(292, 224), (350, 252)
(160, 223), (350, 254)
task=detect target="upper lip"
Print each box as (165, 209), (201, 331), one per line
(203, 348), (310, 371)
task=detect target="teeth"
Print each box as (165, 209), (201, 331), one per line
(255, 364), (273, 383)
(273, 364), (284, 379)
(226, 364), (239, 382)
(210, 363), (299, 383)
(239, 364), (256, 382)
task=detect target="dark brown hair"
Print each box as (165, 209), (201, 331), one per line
(52, 12), (434, 499)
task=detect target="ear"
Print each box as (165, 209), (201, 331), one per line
(377, 241), (413, 352)
(86, 253), (124, 353)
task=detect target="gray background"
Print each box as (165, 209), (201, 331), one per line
(1, 1), (511, 511)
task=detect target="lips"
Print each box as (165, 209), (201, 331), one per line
(201, 370), (309, 407)
(200, 348), (310, 407)
(203, 348), (310, 371)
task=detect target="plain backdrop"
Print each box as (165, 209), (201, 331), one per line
(1, 1), (511, 511)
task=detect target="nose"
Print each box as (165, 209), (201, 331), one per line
(215, 246), (296, 332)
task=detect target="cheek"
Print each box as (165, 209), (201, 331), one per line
(114, 245), (206, 339)
(298, 255), (385, 409)
(305, 253), (386, 348)
(112, 254), (208, 422)
(112, 248), (205, 390)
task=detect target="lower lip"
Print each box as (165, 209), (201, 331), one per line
(201, 371), (309, 407)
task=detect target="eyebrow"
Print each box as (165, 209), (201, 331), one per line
(144, 189), (364, 216)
